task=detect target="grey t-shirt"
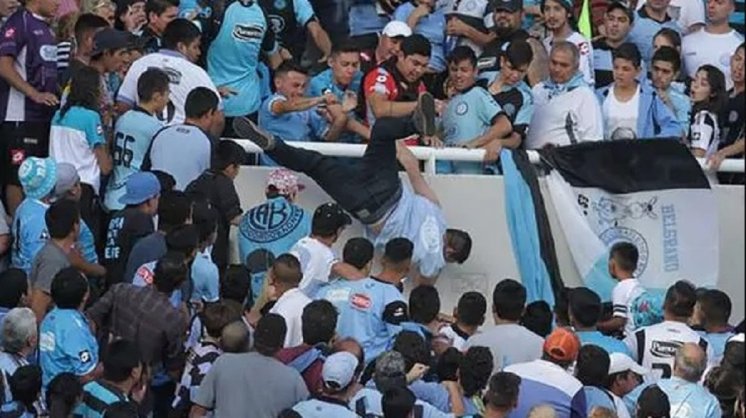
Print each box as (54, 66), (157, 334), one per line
(147, 124), (212, 191)
(193, 352), (309, 418)
(464, 323), (545, 374)
(29, 241), (70, 293)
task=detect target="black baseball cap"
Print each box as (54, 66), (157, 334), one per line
(606, 1), (634, 22)
(313, 202), (352, 235)
(491, 0), (523, 13)
(91, 28), (134, 56)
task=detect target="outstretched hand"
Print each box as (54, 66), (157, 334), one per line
(396, 141), (419, 169)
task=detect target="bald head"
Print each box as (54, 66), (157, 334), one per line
(674, 343), (707, 382)
(528, 405), (558, 418)
(221, 321), (251, 353)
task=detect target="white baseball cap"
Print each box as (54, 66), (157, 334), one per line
(609, 353), (649, 375)
(382, 21), (412, 38)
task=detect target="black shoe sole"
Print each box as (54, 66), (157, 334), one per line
(232, 117), (274, 150)
(416, 92), (436, 137)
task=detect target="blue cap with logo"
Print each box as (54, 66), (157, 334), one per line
(19, 157), (58, 200)
(118, 172), (161, 205)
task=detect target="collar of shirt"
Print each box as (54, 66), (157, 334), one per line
(158, 48), (188, 60)
(314, 395), (353, 408)
(381, 59), (419, 95)
(638, 7), (673, 23)
(450, 323), (471, 340)
(94, 379), (129, 401)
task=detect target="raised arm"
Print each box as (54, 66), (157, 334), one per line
(396, 142), (440, 206)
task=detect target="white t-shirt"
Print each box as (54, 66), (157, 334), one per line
(543, 31), (595, 86)
(290, 236), (337, 297)
(270, 288), (312, 348)
(624, 320), (713, 383)
(527, 84), (604, 149)
(116, 50), (222, 125)
(682, 29), (744, 91)
(636, 0), (705, 32)
(604, 86), (641, 140)
(439, 324), (474, 352)
(690, 110), (721, 156)
(611, 278), (645, 338)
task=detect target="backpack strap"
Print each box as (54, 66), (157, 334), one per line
(288, 348), (323, 374)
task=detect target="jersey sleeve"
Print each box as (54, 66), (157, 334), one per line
(612, 283), (629, 319)
(392, 2), (413, 22)
(307, 75), (324, 97)
(293, 0), (316, 26)
(364, 69), (396, 99)
(84, 110), (106, 148)
(514, 88), (534, 136)
(260, 14), (279, 54)
(193, 67), (224, 111)
(689, 111), (716, 151)
(61, 328), (99, 377)
(267, 95), (286, 116)
(0, 17), (27, 58)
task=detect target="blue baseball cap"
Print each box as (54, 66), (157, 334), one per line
(119, 172), (161, 205)
(19, 157), (58, 200)
(322, 352), (359, 390)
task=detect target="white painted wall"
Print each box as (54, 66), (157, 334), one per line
(230, 168), (745, 322)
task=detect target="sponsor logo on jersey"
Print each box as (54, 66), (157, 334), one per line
(232, 24), (264, 41)
(651, 340), (683, 358)
(269, 15), (286, 33)
(351, 293), (372, 310)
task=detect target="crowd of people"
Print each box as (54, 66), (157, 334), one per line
(0, 0), (744, 414)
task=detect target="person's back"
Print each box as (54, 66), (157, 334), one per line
(148, 123), (212, 190)
(11, 196), (50, 275)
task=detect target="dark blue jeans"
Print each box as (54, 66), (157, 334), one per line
(266, 117), (416, 224)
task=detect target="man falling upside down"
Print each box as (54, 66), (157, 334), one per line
(233, 93), (472, 285)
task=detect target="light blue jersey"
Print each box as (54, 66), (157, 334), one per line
(78, 221), (98, 264)
(207, 0), (278, 117)
(238, 197), (311, 272)
(439, 84), (503, 174)
(39, 308), (99, 387)
(132, 261), (182, 307)
(572, 386), (617, 417)
(624, 377), (722, 418)
(348, 3), (389, 36)
(698, 330), (735, 364)
(577, 330), (633, 357)
(292, 398), (359, 417)
(258, 93), (329, 165)
(393, 2), (447, 72)
(308, 69), (364, 144)
(73, 380), (129, 418)
(105, 108), (163, 211)
(627, 9), (680, 65)
(370, 185), (447, 279)
(49, 106), (106, 192)
(351, 387), (455, 418)
(191, 248), (220, 303)
(317, 277), (407, 363)
(11, 199), (49, 274)
(667, 84), (692, 136)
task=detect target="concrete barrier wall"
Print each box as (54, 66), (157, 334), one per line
(230, 167), (746, 322)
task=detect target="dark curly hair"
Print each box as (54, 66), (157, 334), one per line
(460, 346), (493, 398)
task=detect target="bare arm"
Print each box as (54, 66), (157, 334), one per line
(189, 406), (209, 418)
(442, 381), (465, 416)
(0, 57), (58, 106)
(526, 38), (549, 87)
(307, 21), (332, 60)
(30, 288), (52, 323)
(94, 145), (113, 175)
(346, 118), (371, 141)
(68, 248), (106, 277)
(397, 143), (440, 206)
(322, 104), (349, 142)
(368, 93), (418, 118)
(271, 96), (327, 115)
(266, 51), (284, 70)
(708, 138), (744, 170)
(597, 316), (626, 333)
(0, 234), (9, 258)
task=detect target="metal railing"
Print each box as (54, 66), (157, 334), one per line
(228, 139), (746, 176)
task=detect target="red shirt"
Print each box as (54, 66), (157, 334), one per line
(275, 345), (324, 395)
(362, 60), (426, 145)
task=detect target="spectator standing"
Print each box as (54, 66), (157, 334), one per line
(438, 46), (513, 174)
(185, 140), (246, 271)
(145, 87), (223, 190)
(290, 351), (361, 417)
(73, 339), (144, 418)
(268, 254), (311, 348)
(1, 364), (42, 417)
(572, 345), (617, 416)
(10, 157), (57, 275)
(606, 353), (648, 418)
(0, 269), (28, 346)
(526, 42), (603, 149)
(102, 171), (161, 287)
(0, 308), (37, 406)
(593, 2), (634, 90)
(710, 42), (745, 184)
(104, 68), (169, 212)
(87, 254), (188, 416)
(117, 19), (221, 125)
(570, 287), (633, 356)
(464, 279), (544, 374)
(439, 291), (486, 351)
(191, 314), (309, 418)
(0, 0), (18, 21)
(401, 285), (442, 350)
(257, 0), (332, 63)
(139, 0), (178, 53)
(347, 0), (391, 50)
(688, 65), (727, 159)
(0, 0), (59, 215)
(650, 46), (691, 137)
(634, 385), (671, 418)
(28, 200), (79, 322)
(480, 39), (535, 153)
(393, 0), (447, 76)
(317, 237), (410, 363)
(682, 0), (743, 90)
(624, 281), (713, 382)
(624, 343), (721, 418)
(381, 387), (418, 418)
(627, 0), (680, 65)
(206, 0), (280, 131)
(85, 28), (131, 132)
(693, 289), (735, 363)
(541, 0), (595, 85)
(46, 372), (83, 417)
(359, 21), (412, 76)
(188, 202), (219, 304)
(238, 169), (311, 273)
(478, 0), (547, 87)
(599, 42), (681, 140)
(61, 14), (109, 88)
(521, 300), (554, 338)
(635, 0), (704, 34)
(39, 267), (99, 388)
(598, 242), (644, 339)
(504, 327), (584, 418)
(479, 372), (522, 418)
(276, 300), (338, 395)
(442, 0), (493, 58)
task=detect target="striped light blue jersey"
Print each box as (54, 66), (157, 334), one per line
(79, 221), (98, 264)
(624, 377), (722, 418)
(191, 248), (220, 303)
(49, 106), (106, 192)
(39, 309), (99, 388)
(11, 199), (49, 274)
(505, 359), (585, 418)
(308, 69), (364, 144)
(104, 108), (163, 211)
(439, 84), (503, 174)
(207, 0), (278, 117)
(316, 277), (407, 363)
(73, 380), (129, 418)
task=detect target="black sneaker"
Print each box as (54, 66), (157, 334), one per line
(232, 117), (275, 151)
(412, 92), (436, 137)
